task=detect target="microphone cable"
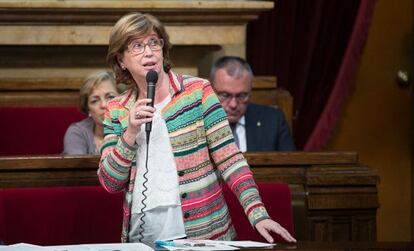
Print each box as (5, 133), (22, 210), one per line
(137, 70), (157, 243)
(137, 131), (151, 242)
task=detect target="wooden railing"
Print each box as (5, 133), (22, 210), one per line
(0, 76), (293, 129)
(0, 151), (379, 242)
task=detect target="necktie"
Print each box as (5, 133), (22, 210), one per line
(230, 123), (239, 147)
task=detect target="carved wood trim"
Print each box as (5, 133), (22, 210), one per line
(245, 151), (359, 165)
(0, 91), (79, 107)
(0, 1), (274, 24)
(0, 76), (276, 91)
(0, 77), (292, 117)
(0, 152), (358, 169)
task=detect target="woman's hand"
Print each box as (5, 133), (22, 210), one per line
(122, 98), (155, 146)
(255, 219), (296, 243)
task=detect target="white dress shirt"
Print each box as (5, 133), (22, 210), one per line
(233, 115), (247, 152)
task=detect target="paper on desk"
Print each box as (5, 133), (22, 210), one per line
(160, 240), (238, 250)
(48, 243), (154, 251)
(203, 240), (276, 248)
(166, 239), (275, 250)
(162, 244), (238, 251)
(0, 243), (153, 251)
(0, 243), (52, 251)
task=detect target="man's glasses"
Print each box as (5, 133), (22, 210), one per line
(128, 38), (164, 55)
(216, 91), (251, 103)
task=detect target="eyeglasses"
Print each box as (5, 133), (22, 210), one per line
(216, 91), (251, 103)
(128, 38), (164, 55)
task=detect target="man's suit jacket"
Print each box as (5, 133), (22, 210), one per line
(245, 103), (295, 151)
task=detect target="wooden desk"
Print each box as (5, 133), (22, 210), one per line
(0, 152), (379, 242)
(207, 242), (414, 251)
(154, 242), (414, 251)
(256, 242), (414, 251)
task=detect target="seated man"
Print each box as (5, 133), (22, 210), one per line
(210, 56), (295, 152)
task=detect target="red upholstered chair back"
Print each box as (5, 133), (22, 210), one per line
(223, 182), (294, 242)
(0, 184), (293, 245)
(0, 107), (86, 155)
(0, 186), (123, 246)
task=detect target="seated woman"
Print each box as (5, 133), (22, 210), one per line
(63, 70), (120, 155)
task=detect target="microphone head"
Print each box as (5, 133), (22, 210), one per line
(146, 70), (158, 84)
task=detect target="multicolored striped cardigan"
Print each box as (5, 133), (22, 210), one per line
(97, 70), (270, 242)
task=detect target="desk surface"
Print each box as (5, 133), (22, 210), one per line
(155, 242), (414, 251)
(248, 242), (414, 251)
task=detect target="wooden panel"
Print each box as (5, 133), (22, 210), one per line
(0, 25), (245, 46)
(353, 215), (377, 241)
(0, 76), (294, 128)
(276, 242), (414, 250)
(0, 78), (83, 91)
(0, 1), (274, 25)
(331, 217), (352, 241)
(0, 151), (379, 242)
(307, 187), (379, 209)
(0, 91), (79, 107)
(246, 151), (358, 165)
(0, 76), (278, 92)
(308, 217), (331, 241)
(0, 0), (274, 109)
(307, 166), (378, 185)
(308, 213), (377, 242)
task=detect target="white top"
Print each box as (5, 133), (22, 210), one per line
(129, 94), (186, 245)
(234, 115), (247, 152)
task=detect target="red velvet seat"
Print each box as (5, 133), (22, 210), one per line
(0, 186), (123, 245)
(0, 107), (85, 155)
(223, 182), (294, 242)
(0, 183), (293, 245)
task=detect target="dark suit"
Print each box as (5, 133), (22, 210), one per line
(244, 103), (295, 151)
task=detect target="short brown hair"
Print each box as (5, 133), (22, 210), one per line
(107, 12), (172, 87)
(79, 70), (117, 114)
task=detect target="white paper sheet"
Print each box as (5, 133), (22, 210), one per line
(162, 239), (275, 250)
(155, 239), (237, 250)
(202, 240), (276, 248)
(0, 243), (153, 251)
(50, 243), (154, 251)
(0, 243), (52, 251)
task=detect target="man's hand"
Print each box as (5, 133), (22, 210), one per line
(255, 219), (297, 243)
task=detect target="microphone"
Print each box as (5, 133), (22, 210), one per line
(139, 70), (158, 241)
(145, 70), (158, 140)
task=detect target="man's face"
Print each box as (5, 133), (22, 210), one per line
(212, 68), (252, 124)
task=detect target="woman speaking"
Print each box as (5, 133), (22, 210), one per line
(97, 12), (296, 246)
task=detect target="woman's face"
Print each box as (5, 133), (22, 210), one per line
(88, 80), (118, 126)
(118, 32), (164, 84)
